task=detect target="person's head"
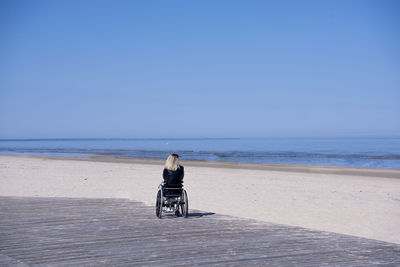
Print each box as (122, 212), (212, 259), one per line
(165, 154), (180, 171)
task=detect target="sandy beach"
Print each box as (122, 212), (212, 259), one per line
(1, 155), (399, 244)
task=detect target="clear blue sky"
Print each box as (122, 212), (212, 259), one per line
(0, 0), (399, 138)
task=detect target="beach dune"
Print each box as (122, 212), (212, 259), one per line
(1, 155), (399, 244)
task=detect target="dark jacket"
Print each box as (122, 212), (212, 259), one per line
(163, 166), (184, 187)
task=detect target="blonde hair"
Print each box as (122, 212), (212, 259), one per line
(165, 154), (180, 171)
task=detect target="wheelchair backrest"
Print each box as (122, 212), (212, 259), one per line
(162, 185), (183, 197)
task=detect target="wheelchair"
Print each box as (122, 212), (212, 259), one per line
(155, 183), (188, 218)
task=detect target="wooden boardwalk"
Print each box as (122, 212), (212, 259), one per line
(0, 197), (399, 266)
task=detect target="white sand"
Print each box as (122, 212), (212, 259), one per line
(1, 155), (399, 244)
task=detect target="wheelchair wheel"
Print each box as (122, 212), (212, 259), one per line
(181, 189), (188, 218)
(155, 190), (162, 219)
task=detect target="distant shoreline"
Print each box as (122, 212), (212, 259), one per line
(2, 154), (399, 179)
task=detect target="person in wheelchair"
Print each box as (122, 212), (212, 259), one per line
(156, 153), (188, 218)
(163, 153), (184, 199)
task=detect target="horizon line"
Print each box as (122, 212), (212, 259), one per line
(0, 136), (399, 141)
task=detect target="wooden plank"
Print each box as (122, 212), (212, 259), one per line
(0, 197), (399, 266)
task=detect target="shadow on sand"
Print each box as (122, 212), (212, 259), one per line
(188, 212), (215, 218)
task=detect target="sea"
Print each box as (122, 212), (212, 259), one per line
(0, 138), (399, 170)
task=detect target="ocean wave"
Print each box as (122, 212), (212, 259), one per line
(1, 137), (399, 169)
